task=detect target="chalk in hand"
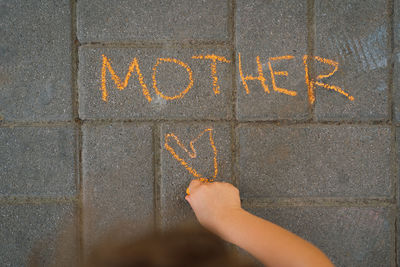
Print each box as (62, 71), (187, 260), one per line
(186, 178), (214, 195)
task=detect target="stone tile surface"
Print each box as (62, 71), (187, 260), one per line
(0, 203), (77, 267)
(160, 123), (232, 228)
(397, 127), (400, 267)
(77, 0), (229, 42)
(395, 0), (400, 49)
(315, 0), (389, 121)
(238, 125), (391, 198)
(235, 0), (309, 120)
(79, 47), (232, 120)
(0, 0), (72, 122)
(394, 50), (400, 122)
(394, 0), (400, 122)
(243, 206), (394, 267)
(82, 123), (154, 251)
(0, 126), (76, 197)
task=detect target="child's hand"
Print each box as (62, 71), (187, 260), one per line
(185, 179), (243, 235)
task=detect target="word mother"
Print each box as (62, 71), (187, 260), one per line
(100, 53), (354, 105)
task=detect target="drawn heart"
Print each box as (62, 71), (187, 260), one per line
(164, 128), (218, 191)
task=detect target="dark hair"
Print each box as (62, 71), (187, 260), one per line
(84, 221), (258, 267)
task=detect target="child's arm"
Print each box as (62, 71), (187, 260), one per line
(185, 179), (335, 267)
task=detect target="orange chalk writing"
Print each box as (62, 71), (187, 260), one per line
(164, 128), (218, 195)
(152, 58), (194, 100)
(99, 53), (356, 106)
(303, 55), (354, 104)
(101, 54), (151, 102)
(192, 54), (231, 95)
(267, 55), (297, 96)
(238, 53), (269, 94)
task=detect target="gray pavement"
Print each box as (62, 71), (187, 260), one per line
(0, 0), (399, 266)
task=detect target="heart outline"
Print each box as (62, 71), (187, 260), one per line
(164, 128), (218, 182)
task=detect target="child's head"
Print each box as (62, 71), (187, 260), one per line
(85, 221), (257, 267)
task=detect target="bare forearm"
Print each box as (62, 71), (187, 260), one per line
(217, 208), (335, 267)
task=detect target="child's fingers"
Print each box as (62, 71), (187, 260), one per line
(186, 179), (201, 195)
(185, 195), (190, 202)
(186, 178), (207, 195)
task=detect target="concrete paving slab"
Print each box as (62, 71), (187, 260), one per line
(394, 49), (400, 122)
(397, 127), (400, 266)
(79, 47), (232, 120)
(238, 125), (391, 198)
(315, 0), (389, 121)
(77, 0), (229, 42)
(160, 123), (232, 229)
(235, 0), (309, 121)
(0, 126), (76, 197)
(244, 206), (394, 267)
(0, 0), (72, 122)
(395, 0), (400, 49)
(0, 203), (77, 267)
(82, 123), (154, 252)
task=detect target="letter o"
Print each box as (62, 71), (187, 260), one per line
(152, 58), (194, 100)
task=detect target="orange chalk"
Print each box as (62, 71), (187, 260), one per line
(152, 58), (194, 100)
(268, 55), (297, 96)
(238, 53), (269, 94)
(303, 55), (354, 104)
(192, 54), (231, 95)
(164, 128), (218, 195)
(101, 54), (151, 102)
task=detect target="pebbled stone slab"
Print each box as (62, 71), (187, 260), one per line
(77, 0), (229, 42)
(0, 0), (72, 122)
(160, 123), (232, 229)
(243, 206), (394, 267)
(79, 47), (232, 120)
(0, 126), (76, 197)
(315, 0), (389, 121)
(82, 123), (154, 252)
(397, 127), (400, 266)
(238, 125), (391, 198)
(395, 0), (400, 49)
(235, 0), (309, 121)
(394, 50), (400, 122)
(0, 203), (77, 267)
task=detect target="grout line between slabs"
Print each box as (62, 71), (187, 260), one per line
(0, 195), (394, 207)
(387, 0), (398, 265)
(241, 197), (396, 208)
(230, 0), (239, 189)
(1, 118), (395, 127)
(153, 123), (162, 231)
(307, 0), (316, 121)
(79, 40), (230, 49)
(70, 0), (84, 265)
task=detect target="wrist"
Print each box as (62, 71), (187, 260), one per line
(215, 207), (247, 242)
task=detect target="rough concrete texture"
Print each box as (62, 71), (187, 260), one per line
(235, 0), (310, 121)
(1, 0), (398, 266)
(82, 123), (154, 252)
(0, 0), (72, 122)
(160, 123), (232, 229)
(238, 125), (391, 198)
(314, 0), (389, 121)
(396, 0), (400, 122)
(397, 127), (400, 266)
(244, 205), (394, 267)
(0, 126), (76, 197)
(79, 47), (232, 120)
(77, 0), (229, 42)
(394, 49), (400, 122)
(395, 0), (400, 49)
(0, 203), (77, 267)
